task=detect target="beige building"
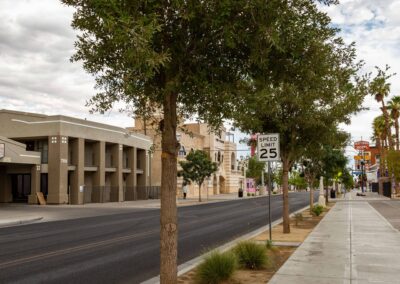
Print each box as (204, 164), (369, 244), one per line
(0, 109), (152, 204)
(133, 119), (245, 198)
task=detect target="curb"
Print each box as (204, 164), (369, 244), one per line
(142, 204), (312, 284)
(0, 217), (43, 228)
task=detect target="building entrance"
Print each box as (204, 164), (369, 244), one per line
(11, 174), (31, 202)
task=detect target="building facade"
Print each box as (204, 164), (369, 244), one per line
(133, 119), (245, 198)
(0, 110), (152, 204)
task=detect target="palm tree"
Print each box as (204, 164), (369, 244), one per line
(387, 96), (400, 150)
(373, 115), (388, 179)
(370, 66), (395, 150)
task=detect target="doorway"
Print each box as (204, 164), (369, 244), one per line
(11, 174), (31, 202)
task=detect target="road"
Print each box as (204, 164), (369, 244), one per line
(0, 192), (318, 284)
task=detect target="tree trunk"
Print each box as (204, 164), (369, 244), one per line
(396, 119), (399, 151)
(160, 92), (178, 284)
(377, 137), (383, 179)
(394, 119), (400, 195)
(199, 182), (202, 202)
(382, 101), (394, 150)
(309, 181), (314, 212)
(282, 158), (290, 234)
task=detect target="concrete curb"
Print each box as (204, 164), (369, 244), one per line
(141, 204), (311, 284)
(0, 217), (43, 228)
(176, 194), (272, 208)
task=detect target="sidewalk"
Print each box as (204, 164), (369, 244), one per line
(269, 191), (400, 283)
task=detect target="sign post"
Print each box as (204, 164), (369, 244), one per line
(354, 140), (369, 193)
(257, 134), (281, 241)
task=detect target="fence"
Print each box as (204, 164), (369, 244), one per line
(82, 185), (161, 203)
(124, 186), (161, 201)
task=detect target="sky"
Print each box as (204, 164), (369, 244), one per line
(1, 0), (400, 162)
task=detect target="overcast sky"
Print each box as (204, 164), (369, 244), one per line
(1, 0), (399, 161)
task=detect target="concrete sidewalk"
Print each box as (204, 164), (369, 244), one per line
(269, 191), (400, 283)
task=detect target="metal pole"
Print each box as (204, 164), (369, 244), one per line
(267, 162), (272, 241)
(261, 169), (264, 195)
(361, 149), (364, 193)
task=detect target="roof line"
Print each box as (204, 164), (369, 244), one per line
(11, 119), (152, 143)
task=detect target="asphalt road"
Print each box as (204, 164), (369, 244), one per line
(0, 192), (318, 284)
(369, 200), (400, 230)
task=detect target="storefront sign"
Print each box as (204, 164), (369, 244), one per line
(354, 155), (371, 161)
(354, 140), (370, 151)
(0, 143), (4, 159)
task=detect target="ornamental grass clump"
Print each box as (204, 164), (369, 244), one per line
(312, 205), (324, 216)
(234, 241), (267, 269)
(195, 251), (237, 284)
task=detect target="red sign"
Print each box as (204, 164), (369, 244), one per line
(354, 140), (369, 151)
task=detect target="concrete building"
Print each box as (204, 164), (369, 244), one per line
(133, 119), (245, 198)
(0, 109), (152, 204)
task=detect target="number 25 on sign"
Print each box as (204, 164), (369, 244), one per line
(257, 134), (281, 162)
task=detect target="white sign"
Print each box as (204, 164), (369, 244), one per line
(257, 134), (280, 162)
(0, 144), (4, 159)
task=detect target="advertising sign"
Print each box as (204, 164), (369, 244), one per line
(354, 140), (370, 151)
(354, 155), (371, 161)
(0, 143), (4, 159)
(257, 134), (280, 162)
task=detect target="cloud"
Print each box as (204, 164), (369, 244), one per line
(321, 0), (400, 155)
(1, 0), (400, 158)
(0, 0), (133, 127)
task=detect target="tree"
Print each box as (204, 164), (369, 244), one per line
(387, 96), (400, 150)
(289, 171), (307, 191)
(301, 128), (349, 211)
(61, 0), (348, 279)
(245, 156), (266, 185)
(178, 150), (217, 202)
(373, 115), (389, 178)
(233, 1), (367, 233)
(370, 66), (396, 150)
(61, 1), (287, 281)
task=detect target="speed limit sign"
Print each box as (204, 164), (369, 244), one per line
(257, 134), (280, 162)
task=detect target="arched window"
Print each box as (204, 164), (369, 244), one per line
(218, 151), (221, 162)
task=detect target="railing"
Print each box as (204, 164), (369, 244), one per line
(83, 185), (161, 203)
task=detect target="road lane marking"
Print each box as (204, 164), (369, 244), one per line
(0, 229), (158, 269)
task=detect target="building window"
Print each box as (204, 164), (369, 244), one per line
(36, 140), (48, 164)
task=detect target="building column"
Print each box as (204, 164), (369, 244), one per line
(125, 147), (136, 200)
(110, 144), (123, 202)
(70, 138), (84, 205)
(137, 149), (147, 186)
(47, 135), (69, 204)
(28, 164), (41, 204)
(93, 141), (105, 202)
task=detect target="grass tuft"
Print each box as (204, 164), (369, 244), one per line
(195, 251), (237, 284)
(312, 205), (324, 216)
(233, 241), (267, 269)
